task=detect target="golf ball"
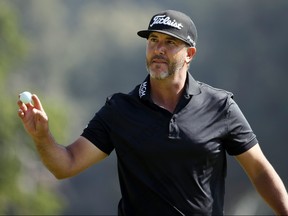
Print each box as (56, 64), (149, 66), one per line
(19, 91), (32, 104)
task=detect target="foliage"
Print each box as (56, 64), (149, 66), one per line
(0, 1), (67, 215)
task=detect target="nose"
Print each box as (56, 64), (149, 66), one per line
(154, 42), (165, 55)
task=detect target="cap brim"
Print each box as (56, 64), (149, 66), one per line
(137, 30), (191, 46)
(137, 30), (151, 39)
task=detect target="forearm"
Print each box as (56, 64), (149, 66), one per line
(18, 95), (78, 179)
(251, 164), (288, 215)
(32, 131), (73, 179)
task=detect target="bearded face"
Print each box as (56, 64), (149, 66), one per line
(145, 32), (190, 80)
(146, 54), (186, 80)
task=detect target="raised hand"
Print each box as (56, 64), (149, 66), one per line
(17, 94), (49, 140)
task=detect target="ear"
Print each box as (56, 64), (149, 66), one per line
(186, 47), (196, 64)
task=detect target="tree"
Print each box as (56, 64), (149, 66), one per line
(0, 1), (67, 214)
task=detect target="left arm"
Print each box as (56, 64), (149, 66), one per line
(235, 143), (288, 215)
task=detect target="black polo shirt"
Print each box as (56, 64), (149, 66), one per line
(82, 72), (258, 215)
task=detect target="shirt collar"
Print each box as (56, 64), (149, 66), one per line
(138, 72), (201, 101)
(185, 72), (201, 96)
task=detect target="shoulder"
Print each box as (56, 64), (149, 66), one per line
(102, 85), (141, 113)
(195, 81), (234, 107)
(106, 86), (139, 105)
(198, 81), (233, 99)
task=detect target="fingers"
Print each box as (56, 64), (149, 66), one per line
(17, 93), (43, 109)
(17, 93), (45, 120)
(17, 99), (28, 117)
(18, 108), (25, 119)
(31, 94), (45, 111)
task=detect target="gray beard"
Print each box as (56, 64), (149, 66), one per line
(146, 58), (185, 80)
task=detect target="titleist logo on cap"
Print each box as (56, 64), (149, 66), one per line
(150, 15), (183, 30)
(137, 10), (197, 47)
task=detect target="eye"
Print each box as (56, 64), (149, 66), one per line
(149, 37), (158, 43)
(166, 39), (177, 46)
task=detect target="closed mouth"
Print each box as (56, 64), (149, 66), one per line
(152, 56), (168, 64)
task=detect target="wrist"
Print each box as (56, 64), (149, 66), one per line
(32, 130), (55, 146)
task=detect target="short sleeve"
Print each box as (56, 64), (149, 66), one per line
(223, 98), (258, 155)
(81, 106), (114, 155)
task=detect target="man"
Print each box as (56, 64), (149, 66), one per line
(17, 10), (288, 215)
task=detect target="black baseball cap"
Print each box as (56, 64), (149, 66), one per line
(137, 10), (197, 47)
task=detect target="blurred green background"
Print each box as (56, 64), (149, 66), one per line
(1, 0), (287, 215)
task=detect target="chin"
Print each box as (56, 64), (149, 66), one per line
(150, 71), (170, 80)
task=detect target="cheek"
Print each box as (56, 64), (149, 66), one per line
(175, 52), (187, 63)
(145, 47), (151, 58)
(146, 50), (155, 64)
(146, 45), (154, 56)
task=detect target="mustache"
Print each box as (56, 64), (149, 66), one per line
(151, 55), (168, 62)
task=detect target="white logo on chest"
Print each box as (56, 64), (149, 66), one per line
(139, 81), (148, 98)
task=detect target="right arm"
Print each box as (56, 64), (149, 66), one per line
(17, 94), (107, 179)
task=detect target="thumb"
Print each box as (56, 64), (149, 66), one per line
(31, 94), (45, 111)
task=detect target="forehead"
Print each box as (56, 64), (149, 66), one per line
(148, 32), (183, 43)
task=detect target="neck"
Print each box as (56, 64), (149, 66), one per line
(150, 72), (187, 113)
